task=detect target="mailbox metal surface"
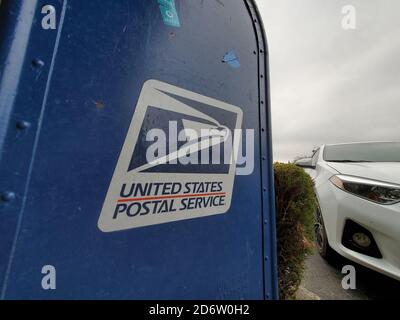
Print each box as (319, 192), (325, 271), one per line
(0, 0), (278, 299)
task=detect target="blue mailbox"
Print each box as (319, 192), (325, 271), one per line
(0, 0), (278, 299)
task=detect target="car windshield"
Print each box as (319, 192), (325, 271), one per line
(324, 142), (400, 163)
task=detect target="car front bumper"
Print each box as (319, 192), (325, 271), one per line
(318, 180), (400, 281)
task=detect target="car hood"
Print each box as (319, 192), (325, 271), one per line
(326, 162), (400, 185)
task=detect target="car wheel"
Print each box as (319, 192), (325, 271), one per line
(314, 205), (335, 261)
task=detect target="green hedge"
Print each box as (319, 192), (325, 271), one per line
(274, 163), (317, 300)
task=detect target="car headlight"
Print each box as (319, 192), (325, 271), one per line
(330, 175), (400, 205)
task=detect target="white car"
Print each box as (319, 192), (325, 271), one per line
(296, 142), (400, 281)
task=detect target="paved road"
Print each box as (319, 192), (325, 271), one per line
(301, 250), (400, 300)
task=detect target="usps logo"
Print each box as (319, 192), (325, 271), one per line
(98, 80), (243, 232)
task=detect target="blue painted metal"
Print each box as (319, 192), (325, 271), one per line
(248, 2), (280, 299)
(0, 0), (278, 299)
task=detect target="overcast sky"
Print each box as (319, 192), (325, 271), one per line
(256, 0), (400, 162)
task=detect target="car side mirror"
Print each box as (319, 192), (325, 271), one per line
(295, 158), (316, 170)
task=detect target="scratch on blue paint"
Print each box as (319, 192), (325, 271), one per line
(158, 0), (181, 28)
(222, 50), (241, 69)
